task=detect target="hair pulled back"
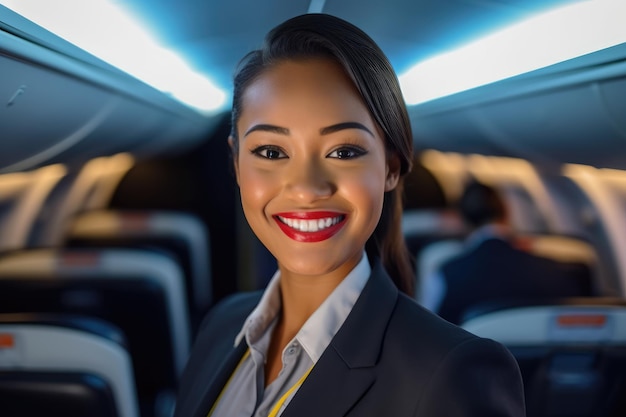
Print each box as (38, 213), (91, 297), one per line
(230, 13), (415, 295)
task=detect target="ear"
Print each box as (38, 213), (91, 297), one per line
(228, 136), (240, 185)
(384, 151), (401, 192)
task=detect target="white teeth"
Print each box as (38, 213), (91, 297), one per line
(279, 215), (342, 232)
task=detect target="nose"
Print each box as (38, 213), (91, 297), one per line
(284, 158), (335, 203)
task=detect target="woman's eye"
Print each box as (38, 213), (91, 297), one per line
(251, 146), (287, 159)
(327, 146), (366, 159)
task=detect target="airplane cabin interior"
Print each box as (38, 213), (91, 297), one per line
(1, 1), (626, 416)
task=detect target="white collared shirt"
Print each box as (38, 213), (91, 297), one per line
(209, 252), (371, 417)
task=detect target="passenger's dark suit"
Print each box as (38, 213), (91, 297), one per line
(174, 260), (526, 417)
(438, 237), (593, 324)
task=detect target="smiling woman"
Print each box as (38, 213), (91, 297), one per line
(173, 13), (526, 417)
(233, 58), (396, 282)
(3, 0), (626, 416)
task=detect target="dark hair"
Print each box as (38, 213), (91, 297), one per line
(458, 181), (507, 228)
(230, 13), (414, 295)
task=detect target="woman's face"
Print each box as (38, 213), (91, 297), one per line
(232, 58), (399, 281)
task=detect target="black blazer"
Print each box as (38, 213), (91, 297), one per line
(174, 261), (525, 417)
(438, 237), (593, 324)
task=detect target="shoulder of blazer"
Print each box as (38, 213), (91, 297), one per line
(389, 292), (480, 354)
(175, 290), (261, 417)
(282, 260), (507, 417)
(194, 290), (262, 358)
(330, 259), (480, 368)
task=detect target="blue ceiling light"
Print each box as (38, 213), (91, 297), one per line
(399, 0), (626, 105)
(1, 0), (227, 114)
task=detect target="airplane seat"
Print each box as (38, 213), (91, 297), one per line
(401, 208), (468, 266)
(64, 209), (212, 330)
(0, 313), (139, 417)
(415, 238), (464, 305)
(514, 234), (598, 268)
(0, 165), (67, 253)
(462, 299), (626, 417)
(0, 248), (191, 417)
(460, 296), (626, 323)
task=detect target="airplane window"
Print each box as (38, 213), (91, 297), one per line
(564, 165), (626, 296)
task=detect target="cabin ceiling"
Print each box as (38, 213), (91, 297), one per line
(118, 0), (626, 170)
(2, 0), (626, 173)
(119, 0), (579, 94)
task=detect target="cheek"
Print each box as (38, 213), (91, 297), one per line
(342, 169), (387, 215)
(237, 162), (278, 214)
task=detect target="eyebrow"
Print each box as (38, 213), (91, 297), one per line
(320, 122), (374, 137)
(244, 121), (374, 138)
(244, 124), (289, 137)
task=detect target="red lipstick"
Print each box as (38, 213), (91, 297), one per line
(273, 211), (347, 242)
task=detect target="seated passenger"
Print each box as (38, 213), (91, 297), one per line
(422, 180), (593, 324)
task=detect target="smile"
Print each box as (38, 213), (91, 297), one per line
(278, 215), (343, 232)
(273, 212), (347, 242)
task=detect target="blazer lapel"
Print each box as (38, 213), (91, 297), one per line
(282, 348), (376, 417)
(191, 340), (248, 417)
(282, 261), (399, 417)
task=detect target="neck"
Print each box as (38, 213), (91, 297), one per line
(277, 272), (341, 335)
(273, 252), (363, 343)
(264, 269), (347, 385)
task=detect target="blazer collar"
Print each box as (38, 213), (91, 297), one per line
(193, 260), (399, 417)
(281, 259), (399, 417)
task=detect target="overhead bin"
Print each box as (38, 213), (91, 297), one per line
(0, 6), (215, 174)
(410, 43), (626, 170)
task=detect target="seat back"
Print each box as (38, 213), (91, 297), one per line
(415, 239), (464, 305)
(66, 210), (212, 322)
(0, 165), (66, 252)
(0, 313), (139, 417)
(462, 299), (626, 417)
(0, 249), (190, 415)
(402, 209), (468, 259)
(514, 234), (598, 265)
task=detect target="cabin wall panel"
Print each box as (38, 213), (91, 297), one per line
(476, 84), (625, 166)
(0, 55), (109, 172)
(0, 21), (213, 173)
(599, 78), (626, 143)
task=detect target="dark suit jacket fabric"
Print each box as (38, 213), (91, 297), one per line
(438, 238), (593, 324)
(174, 261), (526, 417)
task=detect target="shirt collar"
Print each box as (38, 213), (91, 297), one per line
(235, 252), (371, 364)
(234, 269), (282, 347)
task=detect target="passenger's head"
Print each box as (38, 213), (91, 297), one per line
(458, 181), (507, 228)
(229, 13), (414, 295)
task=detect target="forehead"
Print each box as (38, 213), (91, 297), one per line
(239, 58), (373, 124)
